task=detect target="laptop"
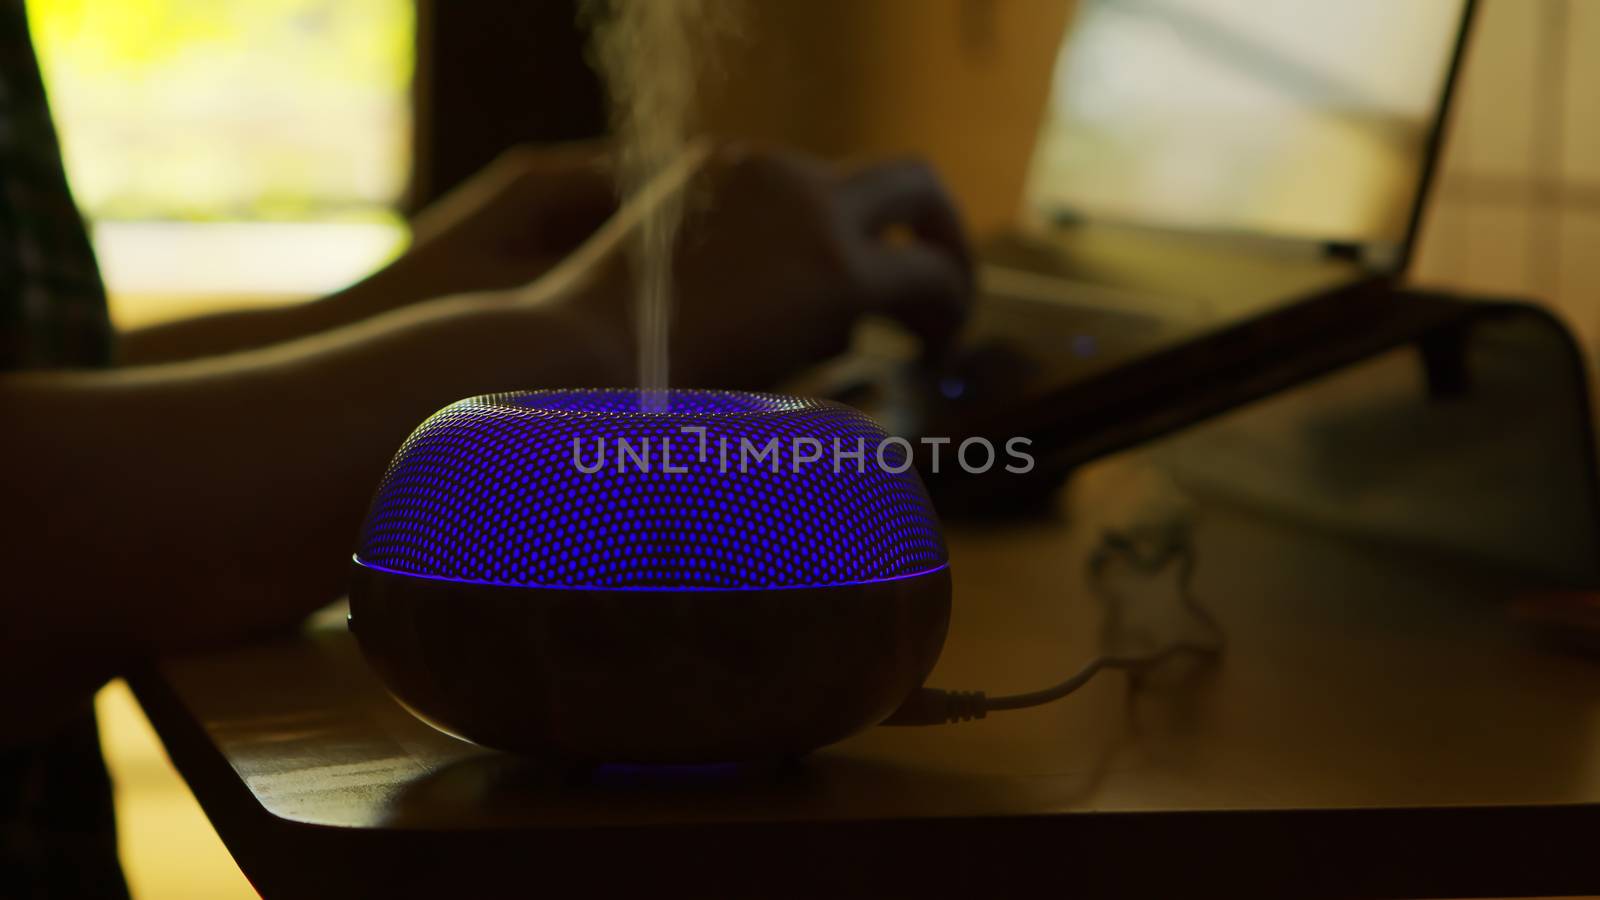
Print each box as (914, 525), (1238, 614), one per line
(807, 0), (1478, 510)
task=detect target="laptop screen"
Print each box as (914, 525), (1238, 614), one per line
(1025, 0), (1467, 251)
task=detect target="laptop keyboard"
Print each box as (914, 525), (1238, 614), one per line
(953, 270), (1171, 383)
(811, 267), (1176, 432)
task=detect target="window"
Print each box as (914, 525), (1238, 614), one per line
(29, 0), (414, 327)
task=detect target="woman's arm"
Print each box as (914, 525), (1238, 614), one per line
(113, 252), (489, 365)
(116, 143), (618, 366)
(1, 284), (623, 737)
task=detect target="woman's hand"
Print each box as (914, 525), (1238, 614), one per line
(545, 144), (974, 389)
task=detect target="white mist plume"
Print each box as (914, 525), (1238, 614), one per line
(586, 0), (740, 411)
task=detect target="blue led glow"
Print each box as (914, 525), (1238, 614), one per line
(355, 389), (948, 589)
(351, 557), (949, 593)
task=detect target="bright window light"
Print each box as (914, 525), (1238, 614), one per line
(28, 0), (415, 327)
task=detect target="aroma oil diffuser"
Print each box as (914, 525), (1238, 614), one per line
(348, 389), (950, 763)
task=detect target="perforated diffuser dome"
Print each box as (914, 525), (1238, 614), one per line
(349, 389), (954, 761)
(354, 389), (948, 590)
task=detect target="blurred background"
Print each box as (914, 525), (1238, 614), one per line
(16, 0), (1596, 895)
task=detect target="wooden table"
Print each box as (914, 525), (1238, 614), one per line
(128, 442), (1600, 899)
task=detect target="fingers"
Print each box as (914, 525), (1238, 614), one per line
(836, 159), (974, 278)
(855, 242), (971, 353)
(834, 158), (974, 350)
